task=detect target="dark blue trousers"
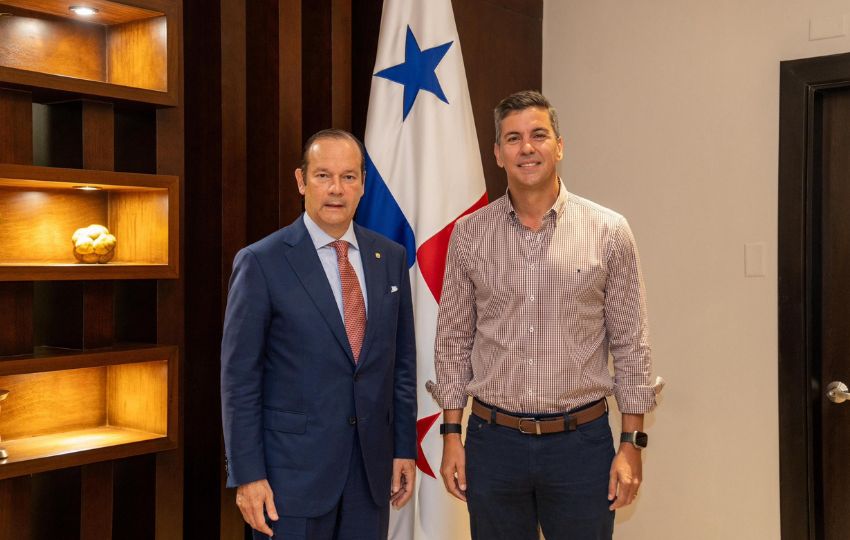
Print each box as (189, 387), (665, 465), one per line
(465, 407), (615, 540)
(255, 435), (389, 540)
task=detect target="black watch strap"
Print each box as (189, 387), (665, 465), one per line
(439, 423), (462, 435)
(620, 431), (648, 449)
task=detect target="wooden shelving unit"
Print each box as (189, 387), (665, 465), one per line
(0, 346), (177, 480)
(0, 0), (179, 106)
(0, 0), (183, 537)
(0, 164), (179, 280)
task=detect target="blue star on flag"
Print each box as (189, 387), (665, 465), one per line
(374, 26), (453, 120)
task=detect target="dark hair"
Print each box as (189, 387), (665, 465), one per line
(300, 129), (367, 176)
(493, 90), (561, 143)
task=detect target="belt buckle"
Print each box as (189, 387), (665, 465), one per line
(517, 417), (542, 435)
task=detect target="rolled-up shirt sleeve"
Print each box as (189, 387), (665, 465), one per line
(605, 218), (656, 414)
(431, 223), (475, 410)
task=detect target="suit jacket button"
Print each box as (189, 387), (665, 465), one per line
(349, 416), (357, 425)
(353, 374), (359, 382)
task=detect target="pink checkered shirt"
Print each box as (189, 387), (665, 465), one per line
(431, 181), (656, 415)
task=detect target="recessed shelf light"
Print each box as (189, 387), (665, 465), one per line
(73, 185), (101, 191)
(69, 6), (99, 17)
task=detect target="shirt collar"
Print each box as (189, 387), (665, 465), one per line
(303, 213), (360, 252)
(504, 178), (570, 221)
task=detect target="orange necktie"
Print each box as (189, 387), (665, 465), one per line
(331, 240), (367, 363)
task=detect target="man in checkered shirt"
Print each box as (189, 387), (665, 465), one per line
(431, 91), (657, 540)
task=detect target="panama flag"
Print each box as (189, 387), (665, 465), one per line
(355, 0), (487, 538)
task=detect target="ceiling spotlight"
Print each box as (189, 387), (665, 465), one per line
(69, 6), (98, 17)
(73, 186), (101, 191)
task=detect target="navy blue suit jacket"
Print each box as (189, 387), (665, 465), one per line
(221, 215), (417, 517)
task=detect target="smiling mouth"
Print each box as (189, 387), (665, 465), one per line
(518, 162), (540, 168)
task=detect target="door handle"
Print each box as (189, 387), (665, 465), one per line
(826, 381), (850, 403)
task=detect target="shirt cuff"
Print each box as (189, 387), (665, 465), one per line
(613, 384), (658, 415)
(426, 380), (470, 410)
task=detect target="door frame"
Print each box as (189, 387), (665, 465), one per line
(778, 51), (850, 540)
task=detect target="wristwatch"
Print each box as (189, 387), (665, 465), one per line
(620, 431), (648, 449)
(439, 423), (462, 435)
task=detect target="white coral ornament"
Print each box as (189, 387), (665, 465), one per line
(72, 225), (116, 263)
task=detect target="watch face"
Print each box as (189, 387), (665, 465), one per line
(635, 432), (648, 448)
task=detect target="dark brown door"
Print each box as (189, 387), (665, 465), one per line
(779, 52), (850, 540)
(818, 87), (850, 539)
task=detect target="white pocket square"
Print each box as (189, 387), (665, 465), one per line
(390, 285), (399, 293)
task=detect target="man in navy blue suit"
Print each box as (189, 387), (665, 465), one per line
(221, 129), (417, 539)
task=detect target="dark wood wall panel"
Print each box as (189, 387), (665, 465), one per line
(183, 0), (224, 538)
(0, 477), (31, 540)
(30, 468), (82, 540)
(246, 0), (283, 241)
(82, 282), (116, 349)
(35, 101), (83, 168)
(81, 462), (114, 540)
(350, 0), (382, 141)
(0, 283), (33, 357)
(331, 0), (352, 130)
(453, 0), (542, 199)
(154, 5), (187, 539)
(279, 0), (304, 226)
(218, 1), (248, 535)
(302, 1), (334, 138)
(115, 106), (157, 174)
(33, 282), (85, 349)
(112, 455), (156, 540)
(82, 101), (116, 171)
(0, 88), (33, 164)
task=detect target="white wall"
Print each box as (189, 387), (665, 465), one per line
(543, 1), (850, 538)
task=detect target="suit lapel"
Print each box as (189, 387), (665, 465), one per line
(356, 228), (385, 369)
(284, 219), (355, 363)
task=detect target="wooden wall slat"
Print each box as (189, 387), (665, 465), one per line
(331, 0), (352, 131)
(246, 0), (283, 240)
(0, 477), (31, 540)
(279, 0), (304, 226)
(81, 462), (114, 540)
(182, 0), (224, 536)
(219, 1), (248, 535)
(82, 101), (116, 171)
(0, 282), (33, 357)
(154, 1), (185, 537)
(0, 89), (33, 165)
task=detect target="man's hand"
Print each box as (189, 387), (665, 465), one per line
(390, 458), (416, 508)
(608, 444), (642, 510)
(236, 479), (278, 536)
(439, 435), (467, 501)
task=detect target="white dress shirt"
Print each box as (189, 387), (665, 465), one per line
(303, 213), (369, 320)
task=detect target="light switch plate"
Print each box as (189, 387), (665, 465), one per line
(809, 15), (846, 40)
(745, 242), (766, 278)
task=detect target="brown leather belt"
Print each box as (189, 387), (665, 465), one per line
(471, 399), (607, 435)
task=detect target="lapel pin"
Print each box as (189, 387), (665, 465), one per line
(375, 252), (381, 259)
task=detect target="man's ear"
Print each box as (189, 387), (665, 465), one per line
(295, 168), (306, 195)
(494, 142), (504, 169)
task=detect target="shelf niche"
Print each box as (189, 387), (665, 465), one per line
(0, 345), (177, 480)
(0, 164), (178, 280)
(0, 0), (175, 105)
